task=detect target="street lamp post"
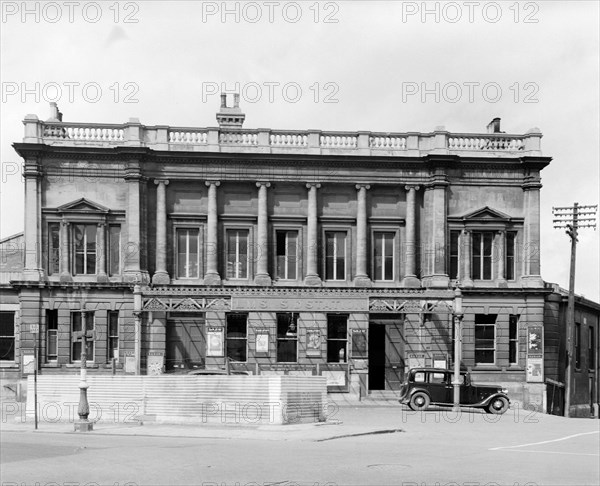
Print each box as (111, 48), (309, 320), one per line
(74, 309), (93, 432)
(452, 287), (464, 413)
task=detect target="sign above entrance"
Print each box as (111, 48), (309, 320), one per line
(231, 297), (369, 312)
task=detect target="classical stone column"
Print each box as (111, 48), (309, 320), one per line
(462, 230), (473, 288)
(123, 161), (148, 284)
(522, 180), (543, 287)
(152, 179), (170, 284)
(354, 184), (372, 287)
(423, 173), (450, 288)
(402, 185), (420, 287)
(304, 183), (322, 286)
(255, 182), (272, 285)
(204, 181), (221, 285)
(496, 230), (507, 288)
(23, 158), (42, 280)
(60, 220), (72, 282)
(97, 222), (108, 282)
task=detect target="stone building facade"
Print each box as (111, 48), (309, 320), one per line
(1, 97), (575, 411)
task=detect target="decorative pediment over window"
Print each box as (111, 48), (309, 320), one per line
(448, 206), (523, 225)
(56, 198), (110, 214)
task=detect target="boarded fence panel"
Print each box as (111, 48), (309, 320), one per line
(26, 375), (326, 425)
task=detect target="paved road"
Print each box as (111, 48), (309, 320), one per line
(1, 406), (598, 486)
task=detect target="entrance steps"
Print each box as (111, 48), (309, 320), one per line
(364, 390), (401, 401)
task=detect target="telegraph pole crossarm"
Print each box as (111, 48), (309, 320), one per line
(552, 203), (597, 418)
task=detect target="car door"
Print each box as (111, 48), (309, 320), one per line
(427, 371), (450, 403)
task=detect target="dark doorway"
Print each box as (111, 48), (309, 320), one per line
(369, 316), (406, 391)
(368, 323), (386, 390)
(166, 314), (205, 371)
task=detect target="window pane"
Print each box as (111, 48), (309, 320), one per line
(188, 229), (199, 278)
(449, 231), (459, 280)
(72, 312), (82, 333)
(177, 230), (187, 278)
(506, 232), (516, 280)
(109, 225), (121, 275)
(276, 231), (297, 280)
(49, 224), (60, 275)
(0, 311), (15, 361)
(276, 339), (297, 362)
(277, 313), (298, 362)
(475, 350), (494, 364)
(325, 232), (346, 280)
(47, 333), (57, 358)
(227, 230), (248, 279)
(286, 232), (297, 279)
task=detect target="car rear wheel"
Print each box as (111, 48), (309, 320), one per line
(487, 397), (509, 415)
(409, 392), (430, 411)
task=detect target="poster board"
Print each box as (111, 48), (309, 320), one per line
(207, 327), (224, 357)
(147, 351), (164, 375)
(22, 352), (35, 374)
(124, 352), (136, 373)
(255, 329), (270, 356)
(305, 328), (321, 357)
(351, 329), (367, 358)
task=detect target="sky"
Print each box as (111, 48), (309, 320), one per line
(0, 0), (598, 300)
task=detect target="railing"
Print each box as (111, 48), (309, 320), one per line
(169, 129), (208, 144)
(320, 133), (358, 149)
(29, 119), (541, 156)
(448, 135), (525, 151)
(370, 135), (407, 149)
(270, 132), (308, 147)
(42, 122), (125, 142)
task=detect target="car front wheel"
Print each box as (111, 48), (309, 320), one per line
(409, 392), (430, 411)
(487, 396), (509, 415)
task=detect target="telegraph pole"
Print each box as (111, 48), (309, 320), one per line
(553, 203), (597, 417)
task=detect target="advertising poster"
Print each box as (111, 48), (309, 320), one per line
(305, 328), (321, 357)
(147, 351), (164, 375)
(207, 327), (224, 357)
(255, 329), (270, 356)
(351, 329), (367, 358)
(527, 355), (544, 382)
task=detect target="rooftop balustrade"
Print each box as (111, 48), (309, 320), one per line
(22, 115), (543, 157)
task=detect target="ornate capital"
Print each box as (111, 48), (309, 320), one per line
(355, 184), (371, 191)
(256, 181), (271, 188)
(306, 183), (321, 189)
(205, 180), (221, 187)
(405, 184), (420, 191)
(154, 179), (170, 186)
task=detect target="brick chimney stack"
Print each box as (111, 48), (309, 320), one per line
(216, 93), (245, 129)
(487, 117), (502, 133)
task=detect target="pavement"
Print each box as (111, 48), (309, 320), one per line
(2, 396), (598, 443)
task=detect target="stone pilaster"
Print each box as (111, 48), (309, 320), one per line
(422, 173), (449, 288)
(304, 183), (322, 286)
(354, 184), (372, 287)
(254, 182), (272, 286)
(123, 161), (149, 284)
(23, 157), (43, 280)
(495, 230), (507, 288)
(152, 179), (170, 284)
(461, 230), (473, 288)
(204, 181), (221, 285)
(522, 178), (544, 287)
(59, 220), (72, 282)
(97, 222), (108, 282)
(402, 184), (421, 287)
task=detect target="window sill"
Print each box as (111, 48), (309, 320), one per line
(42, 363), (61, 368)
(0, 362), (18, 368)
(472, 365), (502, 371)
(65, 363), (99, 369)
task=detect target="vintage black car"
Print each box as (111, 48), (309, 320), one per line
(398, 368), (510, 414)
